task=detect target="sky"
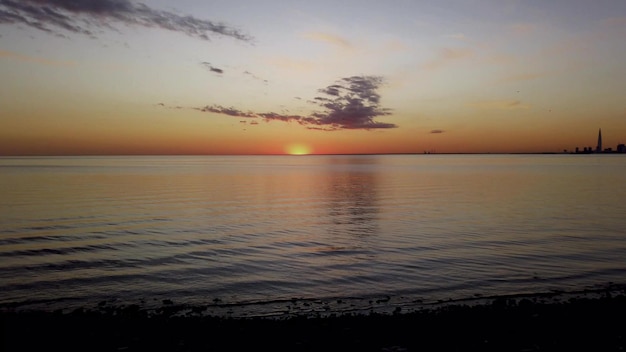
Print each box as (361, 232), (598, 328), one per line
(1, 0), (625, 155)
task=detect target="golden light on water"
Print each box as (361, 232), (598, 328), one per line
(285, 143), (313, 155)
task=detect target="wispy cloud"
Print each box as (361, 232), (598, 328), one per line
(0, 0), (252, 42)
(468, 100), (531, 110)
(0, 49), (75, 66)
(198, 64), (268, 83)
(243, 70), (268, 84)
(200, 62), (224, 74)
(197, 105), (256, 118)
(302, 32), (352, 49)
(430, 129), (445, 134)
(183, 75), (396, 130)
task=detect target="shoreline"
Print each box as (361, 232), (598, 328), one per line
(2, 286), (625, 351)
(3, 283), (624, 318)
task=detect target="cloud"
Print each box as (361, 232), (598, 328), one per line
(0, 0), (252, 42)
(243, 70), (267, 83)
(302, 32), (352, 49)
(259, 112), (316, 124)
(201, 62), (223, 74)
(468, 100), (531, 110)
(309, 76), (395, 129)
(197, 65), (268, 83)
(156, 102), (182, 109)
(189, 105), (313, 125)
(183, 75), (396, 130)
(430, 129), (445, 134)
(196, 105), (257, 118)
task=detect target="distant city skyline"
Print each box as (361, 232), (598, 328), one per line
(571, 128), (625, 154)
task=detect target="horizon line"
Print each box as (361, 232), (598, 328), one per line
(3, 151), (624, 157)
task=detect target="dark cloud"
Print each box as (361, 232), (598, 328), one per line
(190, 105), (317, 127)
(201, 62), (224, 74)
(258, 112), (319, 125)
(0, 0), (252, 42)
(430, 129), (445, 134)
(243, 70), (267, 84)
(156, 102), (182, 109)
(169, 75), (395, 130)
(197, 105), (256, 118)
(310, 76), (395, 129)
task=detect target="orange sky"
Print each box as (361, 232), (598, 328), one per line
(1, 1), (625, 155)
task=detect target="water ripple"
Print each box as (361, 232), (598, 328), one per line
(1, 155), (625, 315)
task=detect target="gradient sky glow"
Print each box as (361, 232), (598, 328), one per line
(2, 0), (625, 155)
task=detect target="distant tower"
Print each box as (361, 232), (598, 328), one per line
(596, 128), (602, 153)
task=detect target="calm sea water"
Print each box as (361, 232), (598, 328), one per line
(1, 155), (625, 316)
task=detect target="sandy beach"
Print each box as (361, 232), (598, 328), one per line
(2, 286), (625, 352)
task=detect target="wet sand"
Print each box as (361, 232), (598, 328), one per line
(2, 289), (625, 351)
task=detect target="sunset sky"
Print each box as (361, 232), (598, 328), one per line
(1, 0), (625, 155)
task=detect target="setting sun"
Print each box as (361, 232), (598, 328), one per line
(285, 143), (313, 155)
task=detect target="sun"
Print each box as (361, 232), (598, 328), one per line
(285, 143), (313, 155)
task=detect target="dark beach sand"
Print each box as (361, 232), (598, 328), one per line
(2, 287), (625, 351)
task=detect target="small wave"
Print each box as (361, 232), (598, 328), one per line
(0, 243), (117, 257)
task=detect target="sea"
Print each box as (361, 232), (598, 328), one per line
(1, 154), (625, 317)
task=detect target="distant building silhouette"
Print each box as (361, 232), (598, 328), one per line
(572, 128), (625, 154)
